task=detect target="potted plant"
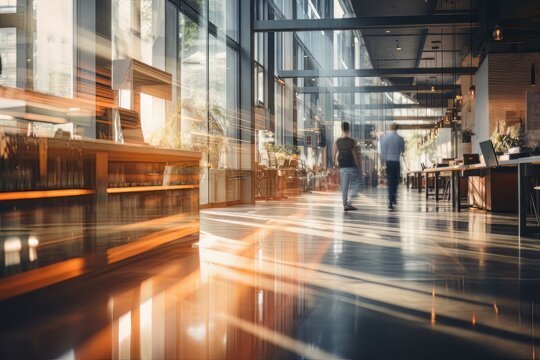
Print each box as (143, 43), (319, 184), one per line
(461, 128), (475, 155)
(491, 120), (526, 155)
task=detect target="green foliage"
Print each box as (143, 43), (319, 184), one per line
(178, 96), (227, 169)
(149, 116), (182, 150)
(491, 120), (526, 154)
(461, 129), (475, 143)
(405, 131), (437, 163)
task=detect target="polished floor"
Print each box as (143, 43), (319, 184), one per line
(2, 187), (540, 359)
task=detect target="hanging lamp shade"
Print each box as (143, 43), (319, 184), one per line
(469, 85), (476, 99)
(493, 25), (503, 41)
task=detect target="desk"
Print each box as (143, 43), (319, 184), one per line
(406, 171), (423, 193)
(423, 166), (464, 210)
(421, 156), (540, 236)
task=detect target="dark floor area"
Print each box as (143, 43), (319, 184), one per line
(2, 188), (540, 359)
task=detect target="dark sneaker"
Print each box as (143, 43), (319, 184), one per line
(388, 204), (394, 211)
(344, 204), (357, 211)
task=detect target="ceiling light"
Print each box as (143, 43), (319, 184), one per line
(431, 86), (436, 92)
(493, 25), (503, 41)
(385, 30), (391, 33)
(396, 40), (401, 51)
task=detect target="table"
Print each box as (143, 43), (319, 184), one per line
(423, 166), (464, 210)
(406, 171), (423, 193)
(421, 156), (540, 236)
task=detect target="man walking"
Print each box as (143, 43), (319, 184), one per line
(332, 122), (362, 211)
(380, 123), (405, 210)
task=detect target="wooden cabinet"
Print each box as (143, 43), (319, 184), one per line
(468, 167), (518, 212)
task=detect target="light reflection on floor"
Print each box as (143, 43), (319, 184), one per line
(1, 188), (540, 359)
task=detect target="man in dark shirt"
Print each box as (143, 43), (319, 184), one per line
(332, 121), (362, 211)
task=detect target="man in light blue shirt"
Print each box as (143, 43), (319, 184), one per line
(380, 123), (405, 210)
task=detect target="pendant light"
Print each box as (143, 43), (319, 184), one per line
(469, 85), (476, 99)
(532, 63), (536, 87)
(493, 25), (503, 41)
(396, 40), (402, 51)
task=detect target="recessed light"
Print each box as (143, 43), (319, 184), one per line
(385, 30), (391, 33)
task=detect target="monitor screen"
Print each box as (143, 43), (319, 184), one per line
(479, 140), (499, 167)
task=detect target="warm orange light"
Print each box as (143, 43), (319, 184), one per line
(107, 184), (199, 194)
(493, 25), (503, 41)
(0, 189), (94, 201)
(471, 313), (477, 326)
(107, 223), (199, 264)
(469, 85), (476, 100)
(0, 257), (85, 300)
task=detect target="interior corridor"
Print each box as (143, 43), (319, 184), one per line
(1, 188), (539, 359)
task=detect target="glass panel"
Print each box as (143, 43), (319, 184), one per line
(180, 12), (208, 204)
(112, 0), (166, 70)
(112, 0), (172, 145)
(111, 0), (133, 60)
(209, 33), (240, 202)
(140, 0), (165, 70)
(0, 0), (16, 14)
(33, 0), (74, 97)
(184, 0), (204, 14)
(209, 34), (226, 169)
(260, 0), (355, 20)
(0, 28), (16, 87)
(209, 0), (238, 40)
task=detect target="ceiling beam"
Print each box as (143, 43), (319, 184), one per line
(360, 32), (471, 38)
(253, 14), (480, 32)
(415, 0), (438, 69)
(353, 116), (440, 121)
(348, 104), (439, 110)
(298, 85), (460, 94)
(278, 67), (476, 78)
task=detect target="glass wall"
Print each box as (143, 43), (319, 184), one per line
(0, 0), (247, 207)
(0, 27), (16, 87)
(0, 0), (81, 136)
(0, 0), (16, 14)
(33, 0), (74, 98)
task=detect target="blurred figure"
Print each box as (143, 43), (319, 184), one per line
(332, 122), (362, 211)
(380, 123), (405, 210)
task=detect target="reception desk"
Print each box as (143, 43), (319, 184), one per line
(0, 135), (201, 299)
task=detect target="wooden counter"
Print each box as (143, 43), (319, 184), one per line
(0, 136), (202, 296)
(0, 135), (201, 201)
